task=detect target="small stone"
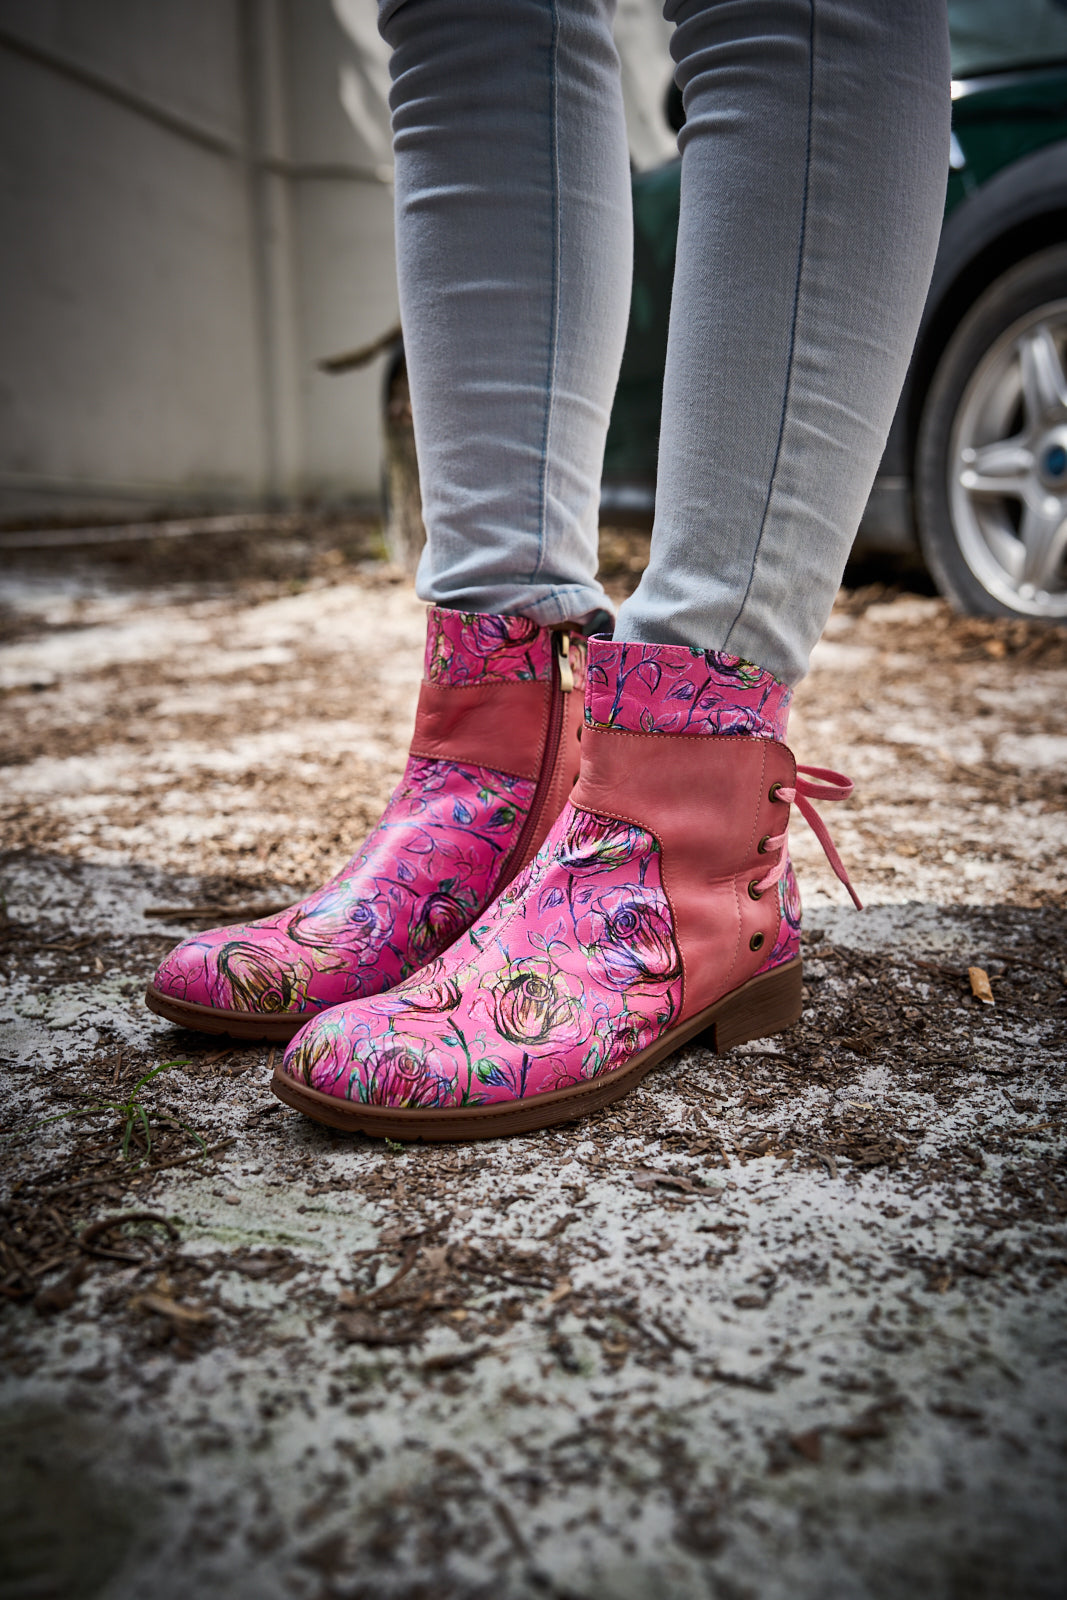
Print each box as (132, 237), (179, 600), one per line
(224, 1193), (241, 1206)
(789, 1429), (823, 1463)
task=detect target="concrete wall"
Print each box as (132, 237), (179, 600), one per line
(0, 0), (398, 520)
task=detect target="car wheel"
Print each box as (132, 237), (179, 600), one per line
(915, 244), (1067, 621)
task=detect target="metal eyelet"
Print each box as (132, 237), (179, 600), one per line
(748, 880), (763, 901)
(749, 931), (765, 952)
(768, 782), (784, 804)
(757, 834), (771, 854)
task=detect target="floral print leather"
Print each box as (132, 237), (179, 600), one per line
(285, 802), (683, 1106)
(586, 641), (791, 740)
(425, 607), (553, 685)
(151, 608), (561, 1019)
(283, 641), (802, 1109)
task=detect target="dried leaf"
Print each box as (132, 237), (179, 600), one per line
(134, 1290), (213, 1326)
(630, 1167), (697, 1195)
(969, 967), (995, 1005)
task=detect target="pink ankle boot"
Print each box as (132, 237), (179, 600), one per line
(272, 638), (860, 1136)
(145, 608), (585, 1039)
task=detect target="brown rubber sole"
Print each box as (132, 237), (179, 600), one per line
(270, 957), (803, 1142)
(144, 985), (314, 1042)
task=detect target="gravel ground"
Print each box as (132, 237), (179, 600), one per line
(1, 522), (1065, 1600)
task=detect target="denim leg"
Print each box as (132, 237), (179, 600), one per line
(615, 0), (951, 682)
(379, 0), (631, 628)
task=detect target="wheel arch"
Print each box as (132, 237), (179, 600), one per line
(896, 142), (1067, 469)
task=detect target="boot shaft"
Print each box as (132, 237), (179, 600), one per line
(572, 722), (795, 1025)
(413, 608), (587, 876)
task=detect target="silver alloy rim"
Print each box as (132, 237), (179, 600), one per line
(950, 298), (1067, 618)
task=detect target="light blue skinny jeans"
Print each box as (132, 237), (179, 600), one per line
(377, 0), (950, 684)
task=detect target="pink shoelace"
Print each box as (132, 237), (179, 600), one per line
(754, 764), (863, 911)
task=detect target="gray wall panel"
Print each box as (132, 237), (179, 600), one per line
(0, 0), (244, 143)
(0, 0), (399, 518)
(0, 47), (265, 505)
(292, 176), (397, 496)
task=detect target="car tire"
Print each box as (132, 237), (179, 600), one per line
(915, 244), (1067, 621)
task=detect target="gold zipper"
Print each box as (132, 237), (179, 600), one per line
(497, 629), (571, 887)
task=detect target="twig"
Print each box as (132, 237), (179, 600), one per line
(143, 905), (288, 921)
(79, 1211), (180, 1262)
(648, 1312), (696, 1352)
(146, 1137), (236, 1173)
(461, 1261), (554, 1292)
(422, 1344), (492, 1374)
(614, 1306), (675, 1351)
(133, 1289), (213, 1326)
(493, 1497), (529, 1557)
(340, 1243), (419, 1309)
(26, 1253), (73, 1281)
(700, 1364), (777, 1392)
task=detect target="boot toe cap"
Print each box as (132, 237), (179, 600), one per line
(284, 1004), (458, 1109)
(152, 934), (226, 1009)
(284, 1009), (356, 1095)
(153, 926), (311, 1014)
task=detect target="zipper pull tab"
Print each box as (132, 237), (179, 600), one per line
(556, 631), (574, 693)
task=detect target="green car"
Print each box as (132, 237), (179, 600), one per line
(606, 0), (1067, 620)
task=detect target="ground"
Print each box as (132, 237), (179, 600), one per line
(1, 518), (1065, 1600)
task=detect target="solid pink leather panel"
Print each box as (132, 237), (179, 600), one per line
(409, 679), (550, 780)
(572, 729), (797, 1022)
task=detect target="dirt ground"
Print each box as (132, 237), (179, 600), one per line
(1, 518), (1065, 1600)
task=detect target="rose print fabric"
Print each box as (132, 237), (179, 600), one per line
(425, 608), (553, 685)
(585, 640), (791, 740)
(285, 802), (684, 1107)
(151, 605), (558, 1018)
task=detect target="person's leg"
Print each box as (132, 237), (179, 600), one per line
(274, 0), (952, 1136)
(616, 0), (951, 684)
(147, 0), (633, 1037)
(379, 0), (632, 630)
